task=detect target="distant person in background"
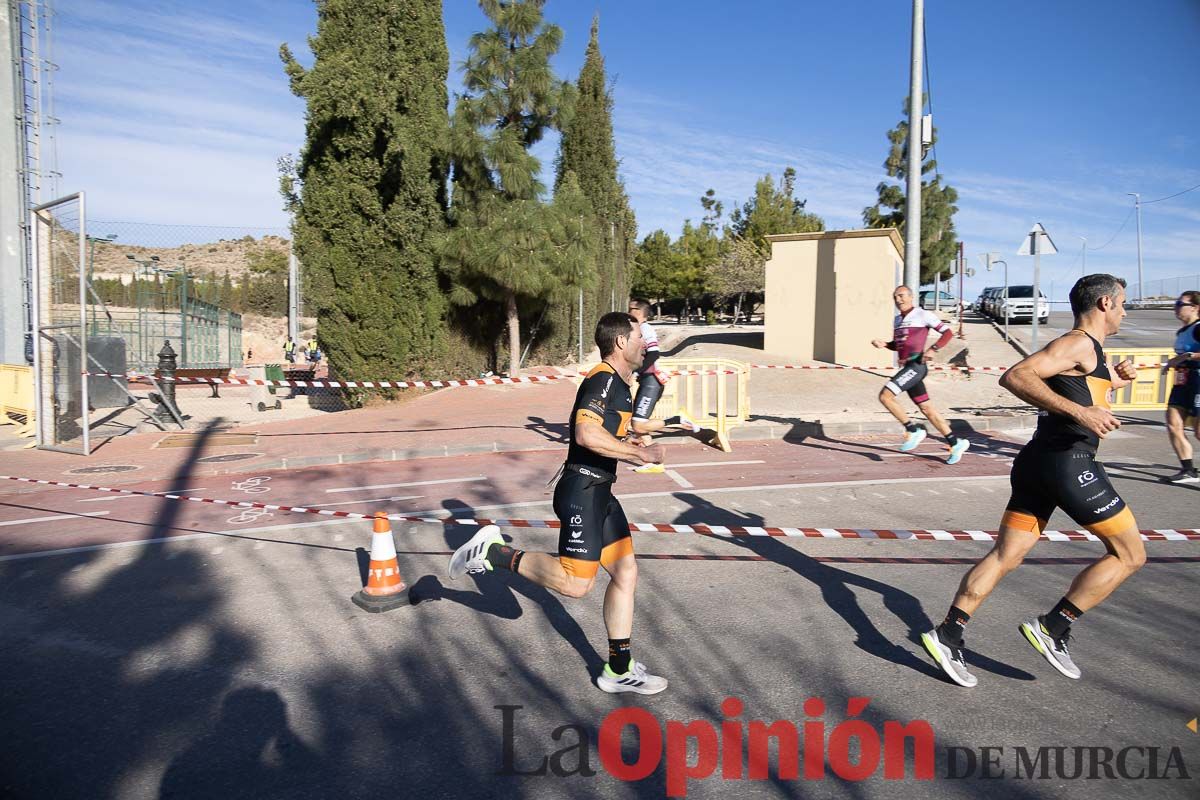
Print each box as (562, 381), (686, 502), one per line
(1164, 290), (1200, 484)
(872, 285), (971, 464)
(284, 337), (297, 364)
(625, 298), (709, 469)
(306, 338), (321, 364)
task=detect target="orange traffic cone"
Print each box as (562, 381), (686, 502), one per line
(352, 511), (410, 613)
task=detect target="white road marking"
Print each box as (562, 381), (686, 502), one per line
(669, 460), (765, 469)
(0, 511), (110, 527)
(325, 476), (487, 494)
(0, 474), (1012, 562)
(306, 495), (424, 509)
(77, 488), (208, 503)
(665, 469), (693, 488)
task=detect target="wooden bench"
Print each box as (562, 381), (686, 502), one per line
(160, 367), (233, 398)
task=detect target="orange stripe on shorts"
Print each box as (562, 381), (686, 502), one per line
(559, 556), (599, 579)
(1001, 510), (1045, 534)
(600, 537), (634, 568)
(1086, 506), (1136, 538)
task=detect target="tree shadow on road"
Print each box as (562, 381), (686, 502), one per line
(670, 492), (1034, 683)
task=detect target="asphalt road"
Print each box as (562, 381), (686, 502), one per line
(1000, 308), (1182, 351)
(1, 414), (1197, 799)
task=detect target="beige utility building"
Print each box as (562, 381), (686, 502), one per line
(764, 228), (904, 367)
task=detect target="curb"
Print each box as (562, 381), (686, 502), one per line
(985, 316), (1032, 357)
(0, 412), (1040, 493)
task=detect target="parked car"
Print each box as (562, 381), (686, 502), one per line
(918, 290), (957, 311)
(976, 287), (1000, 314)
(985, 287), (1005, 318)
(996, 285), (1049, 322)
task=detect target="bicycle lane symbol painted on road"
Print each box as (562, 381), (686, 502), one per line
(227, 507), (274, 525)
(231, 476), (272, 495)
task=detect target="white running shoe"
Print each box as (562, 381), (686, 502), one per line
(920, 627), (978, 688)
(597, 661), (668, 695)
(899, 428), (927, 452)
(632, 462), (665, 474)
(946, 438), (971, 465)
(1019, 617), (1081, 679)
(1164, 469), (1200, 484)
(676, 410), (702, 433)
(447, 525), (505, 580)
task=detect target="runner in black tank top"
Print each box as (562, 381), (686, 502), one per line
(920, 275), (1146, 688)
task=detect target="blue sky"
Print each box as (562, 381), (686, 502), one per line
(53, 0), (1200, 300)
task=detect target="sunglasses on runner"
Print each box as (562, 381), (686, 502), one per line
(1177, 300), (1197, 309)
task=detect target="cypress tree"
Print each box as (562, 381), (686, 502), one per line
(555, 15), (634, 341)
(280, 0), (451, 380)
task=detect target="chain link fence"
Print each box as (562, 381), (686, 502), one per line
(31, 194), (89, 453)
(1137, 274), (1200, 304)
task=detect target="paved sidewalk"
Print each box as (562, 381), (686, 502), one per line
(0, 314), (1035, 486)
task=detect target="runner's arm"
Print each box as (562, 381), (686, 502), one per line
(999, 335), (1120, 437)
(576, 420), (660, 464)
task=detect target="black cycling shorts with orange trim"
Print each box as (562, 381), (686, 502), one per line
(1002, 443), (1136, 538)
(553, 469), (633, 579)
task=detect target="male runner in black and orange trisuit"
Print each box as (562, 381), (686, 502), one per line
(448, 312), (669, 694)
(922, 274), (1144, 686)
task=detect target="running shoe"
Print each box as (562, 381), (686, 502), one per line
(447, 525), (504, 580)
(676, 410), (702, 433)
(597, 661), (668, 695)
(920, 627), (978, 687)
(946, 438), (971, 465)
(1019, 617), (1081, 679)
(898, 428), (927, 452)
(1164, 469), (1200, 484)
(632, 462), (665, 474)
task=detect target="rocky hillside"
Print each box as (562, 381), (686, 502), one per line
(89, 235), (291, 281)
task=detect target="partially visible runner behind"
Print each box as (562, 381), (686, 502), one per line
(625, 298), (715, 473)
(448, 312), (670, 695)
(871, 285), (971, 464)
(1163, 290), (1200, 484)
(921, 274), (1144, 688)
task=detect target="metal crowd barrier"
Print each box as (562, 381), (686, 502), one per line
(1107, 348), (1177, 410)
(0, 363), (36, 441)
(651, 357), (750, 437)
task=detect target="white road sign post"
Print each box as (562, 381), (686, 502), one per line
(1017, 223), (1057, 351)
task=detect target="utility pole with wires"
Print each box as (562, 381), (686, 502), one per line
(1127, 192), (1144, 305)
(903, 0), (925, 294)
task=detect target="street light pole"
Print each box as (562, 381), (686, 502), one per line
(903, 0), (925, 294)
(1127, 192), (1144, 305)
(1079, 236), (1086, 278)
(988, 255), (1009, 344)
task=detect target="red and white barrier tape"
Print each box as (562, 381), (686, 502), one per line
(83, 360), (1175, 389)
(3, 475), (1196, 543)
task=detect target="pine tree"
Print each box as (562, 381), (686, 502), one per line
(729, 168), (824, 249)
(632, 230), (674, 317)
(555, 15), (634, 346)
(280, 0), (451, 380)
(442, 0), (579, 376)
(862, 97), (959, 284)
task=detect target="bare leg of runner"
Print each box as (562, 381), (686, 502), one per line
(602, 554), (636, 639)
(916, 400), (953, 439)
